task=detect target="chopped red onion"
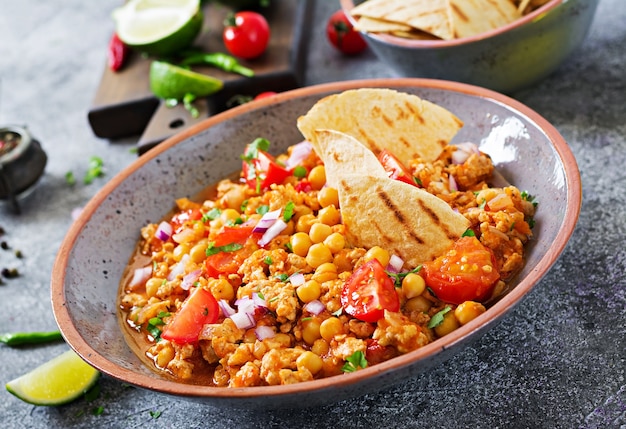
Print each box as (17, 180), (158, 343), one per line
(128, 265), (152, 290)
(452, 142), (480, 165)
(449, 174), (458, 192)
(167, 254), (189, 281)
(258, 219), (287, 247)
(255, 325), (276, 340)
(288, 272), (305, 286)
(230, 311), (255, 330)
(181, 269), (202, 290)
(235, 296), (255, 314)
(285, 141), (313, 170)
(252, 209), (282, 233)
(386, 254), (404, 274)
(252, 292), (267, 308)
(218, 299), (237, 317)
(155, 221), (173, 241)
(303, 299), (326, 315)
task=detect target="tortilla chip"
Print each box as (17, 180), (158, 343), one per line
(313, 129), (387, 188)
(351, 0), (454, 40)
(338, 174), (470, 268)
(353, 16), (414, 34)
(390, 29), (441, 40)
(449, 0), (521, 39)
(297, 88), (463, 164)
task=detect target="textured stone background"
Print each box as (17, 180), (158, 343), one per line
(0, 0), (624, 428)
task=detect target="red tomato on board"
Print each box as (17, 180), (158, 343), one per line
(254, 91), (277, 100)
(341, 258), (400, 323)
(242, 149), (292, 192)
(161, 287), (219, 344)
(205, 226), (259, 277)
(378, 149), (420, 188)
(326, 9), (367, 55)
(421, 236), (501, 305)
(223, 11), (270, 59)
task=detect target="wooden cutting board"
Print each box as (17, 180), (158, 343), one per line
(87, 0), (313, 154)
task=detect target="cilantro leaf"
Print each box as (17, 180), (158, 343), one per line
(342, 350), (368, 373)
(428, 306), (452, 328)
(283, 201), (295, 222)
(205, 242), (244, 257)
(386, 266), (422, 288)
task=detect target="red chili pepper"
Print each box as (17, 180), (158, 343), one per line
(108, 33), (130, 72)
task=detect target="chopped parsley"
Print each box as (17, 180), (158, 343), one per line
(428, 307), (452, 328)
(150, 410), (162, 419)
(521, 190), (538, 207)
(256, 205), (270, 215)
(202, 208), (221, 222)
(65, 171), (76, 186)
(274, 273), (290, 282)
(241, 137), (270, 163)
(342, 350), (368, 373)
(83, 156), (105, 184)
(264, 256), (273, 265)
(462, 229), (476, 237)
(283, 201), (295, 222)
(147, 311), (170, 341)
(205, 242), (244, 256)
(386, 266), (422, 288)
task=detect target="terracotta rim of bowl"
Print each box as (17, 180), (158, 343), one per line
(51, 78), (581, 401)
(339, 0), (563, 48)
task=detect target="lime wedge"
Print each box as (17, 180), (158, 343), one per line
(6, 349), (100, 406)
(150, 60), (223, 100)
(113, 0), (203, 56)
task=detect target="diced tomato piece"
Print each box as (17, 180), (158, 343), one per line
(242, 149), (292, 191)
(170, 208), (203, 233)
(205, 226), (260, 277)
(341, 258), (400, 323)
(421, 236), (501, 304)
(378, 149), (419, 187)
(365, 339), (398, 365)
(161, 287), (219, 344)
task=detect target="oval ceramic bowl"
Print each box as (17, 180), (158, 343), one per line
(51, 79), (581, 409)
(341, 0), (599, 93)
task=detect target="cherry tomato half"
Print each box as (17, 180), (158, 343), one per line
(170, 208), (203, 233)
(254, 91), (277, 100)
(326, 9), (367, 55)
(341, 258), (400, 323)
(421, 236), (501, 305)
(223, 11), (270, 59)
(242, 149), (292, 192)
(378, 149), (420, 188)
(161, 287), (219, 344)
(205, 225), (260, 277)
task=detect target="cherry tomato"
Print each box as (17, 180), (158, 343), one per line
(254, 91), (277, 100)
(242, 148), (292, 192)
(326, 9), (367, 56)
(341, 258), (400, 323)
(378, 149), (420, 188)
(205, 225), (260, 277)
(161, 287), (219, 344)
(365, 339), (397, 365)
(421, 236), (501, 305)
(223, 12), (270, 59)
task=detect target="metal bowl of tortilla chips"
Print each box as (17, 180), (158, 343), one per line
(341, 0), (599, 93)
(52, 78), (581, 409)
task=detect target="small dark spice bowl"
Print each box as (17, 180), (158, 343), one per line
(0, 125), (47, 213)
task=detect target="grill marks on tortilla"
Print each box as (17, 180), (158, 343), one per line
(377, 188), (425, 245)
(416, 199), (458, 240)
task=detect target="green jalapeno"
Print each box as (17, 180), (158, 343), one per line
(179, 52), (254, 77)
(0, 331), (63, 346)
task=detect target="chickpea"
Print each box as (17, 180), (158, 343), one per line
(306, 243), (333, 268)
(309, 223), (332, 243)
(433, 311), (460, 337)
(297, 280), (321, 303)
(454, 301), (486, 325)
(290, 232), (312, 257)
(145, 277), (163, 298)
(311, 338), (330, 356)
(402, 273), (426, 299)
(323, 232), (345, 254)
(363, 246), (391, 267)
(221, 186), (247, 211)
(189, 241), (209, 263)
(155, 345), (175, 368)
(319, 317), (343, 341)
(405, 295), (432, 313)
(312, 262), (338, 283)
(302, 318), (322, 345)
(317, 187), (339, 208)
(317, 205), (341, 226)
(192, 221), (206, 237)
(308, 165), (326, 190)
(296, 351), (324, 375)
(220, 208), (241, 224)
(209, 278), (235, 301)
(172, 243), (190, 262)
(296, 213), (318, 234)
(273, 333), (293, 348)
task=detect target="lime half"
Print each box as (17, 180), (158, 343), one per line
(113, 0), (203, 56)
(150, 60), (223, 100)
(6, 349), (100, 406)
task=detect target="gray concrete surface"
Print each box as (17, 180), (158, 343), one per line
(0, 0), (624, 428)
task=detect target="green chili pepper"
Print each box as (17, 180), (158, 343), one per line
(0, 330), (63, 346)
(179, 52), (254, 77)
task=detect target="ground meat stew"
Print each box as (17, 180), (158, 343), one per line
(118, 137), (536, 387)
